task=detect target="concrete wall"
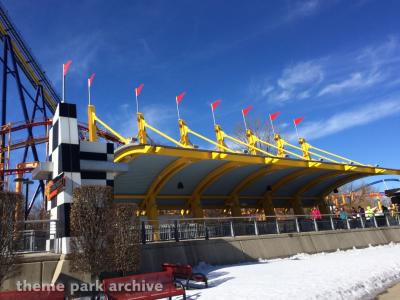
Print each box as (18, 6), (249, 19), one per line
(2, 227), (400, 291)
(140, 227), (400, 272)
(1, 253), (60, 291)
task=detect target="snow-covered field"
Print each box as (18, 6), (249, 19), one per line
(179, 243), (400, 300)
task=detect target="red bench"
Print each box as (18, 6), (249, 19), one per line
(102, 270), (186, 300)
(0, 290), (64, 300)
(162, 263), (208, 289)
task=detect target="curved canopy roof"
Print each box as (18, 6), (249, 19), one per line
(113, 144), (400, 210)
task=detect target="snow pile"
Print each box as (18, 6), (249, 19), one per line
(181, 243), (400, 300)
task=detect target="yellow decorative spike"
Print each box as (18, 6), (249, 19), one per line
(274, 133), (285, 157)
(178, 119), (192, 147)
(214, 124), (227, 152)
(299, 138), (311, 160)
(137, 113), (147, 144)
(88, 104), (98, 142)
(246, 129), (258, 155)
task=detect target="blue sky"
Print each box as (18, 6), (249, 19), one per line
(3, 0), (400, 188)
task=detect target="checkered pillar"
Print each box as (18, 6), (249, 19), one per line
(46, 103), (116, 254)
(47, 103), (80, 254)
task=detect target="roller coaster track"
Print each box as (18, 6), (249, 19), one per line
(0, 118), (125, 151)
(0, 3), (60, 112)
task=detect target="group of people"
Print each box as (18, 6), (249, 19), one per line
(308, 203), (399, 221)
(334, 203), (399, 220)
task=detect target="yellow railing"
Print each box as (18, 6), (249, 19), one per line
(88, 104), (365, 166)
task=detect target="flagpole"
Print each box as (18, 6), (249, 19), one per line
(62, 64), (65, 103)
(135, 93), (139, 114)
(269, 114), (276, 135)
(242, 110), (248, 131)
(88, 79), (91, 105)
(211, 104), (216, 125)
(176, 98), (181, 120)
(294, 121), (300, 140)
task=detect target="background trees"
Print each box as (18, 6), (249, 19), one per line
(0, 192), (23, 287)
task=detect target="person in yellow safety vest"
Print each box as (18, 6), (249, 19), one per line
(365, 206), (376, 220)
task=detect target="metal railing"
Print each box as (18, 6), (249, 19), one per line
(14, 219), (58, 253)
(140, 213), (400, 243)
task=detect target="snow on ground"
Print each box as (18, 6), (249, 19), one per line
(178, 243), (400, 300)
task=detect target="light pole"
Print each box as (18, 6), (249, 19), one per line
(14, 177), (34, 220)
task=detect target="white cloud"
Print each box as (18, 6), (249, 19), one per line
(318, 71), (383, 96)
(265, 60), (324, 103)
(42, 32), (105, 87)
(278, 61), (324, 90)
(286, 98), (400, 141)
(287, 0), (321, 19)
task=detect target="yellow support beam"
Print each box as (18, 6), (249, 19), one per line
(88, 105), (97, 142)
(320, 173), (368, 198)
(178, 119), (192, 147)
(274, 134), (286, 158)
(137, 113), (147, 144)
(214, 124), (228, 152)
(93, 114), (130, 144)
(260, 191), (275, 216)
(189, 162), (241, 217)
(144, 121), (189, 148)
(223, 132), (275, 156)
(295, 171), (345, 197)
(246, 129), (258, 155)
(188, 127), (235, 153)
(299, 138), (311, 160)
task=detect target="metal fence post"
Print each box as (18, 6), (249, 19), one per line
(313, 218), (318, 232)
(330, 216), (335, 230)
(360, 217), (365, 228)
(385, 214), (391, 227)
(205, 226), (209, 240)
(295, 217), (300, 233)
(141, 221), (146, 244)
(275, 218), (280, 234)
(230, 221), (235, 237)
(254, 219), (259, 235)
(373, 216), (378, 228)
(174, 220), (179, 242)
(346, 218), (351, 230)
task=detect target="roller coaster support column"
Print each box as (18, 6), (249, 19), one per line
(0, 34), (8, 189)
(274, 134), (286, 158)
(246, 129), (258, 155)
(299, 138), (311, 160)
(178, 119), (191, 147)
(88, 104), (97, 142)
(214, 124), (227, 152)
(137, 113), (147, 144)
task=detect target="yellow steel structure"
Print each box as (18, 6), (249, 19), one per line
(86, 107), (399, 218)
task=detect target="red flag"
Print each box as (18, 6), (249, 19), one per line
(88, 73), (95, 88)
(63, 60), (72, 76)
(270, 112), (281, 121)
(176, 92), (186, 104)
(211, 99), (222, 110)
(294, 117), (304, 125)
(135, 83), (144, 97)
(242, 105), (253, 116)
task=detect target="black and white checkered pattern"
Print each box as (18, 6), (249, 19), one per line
(46, 103), (115, 254)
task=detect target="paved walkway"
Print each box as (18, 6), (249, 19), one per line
(376, 282), (400, 299)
